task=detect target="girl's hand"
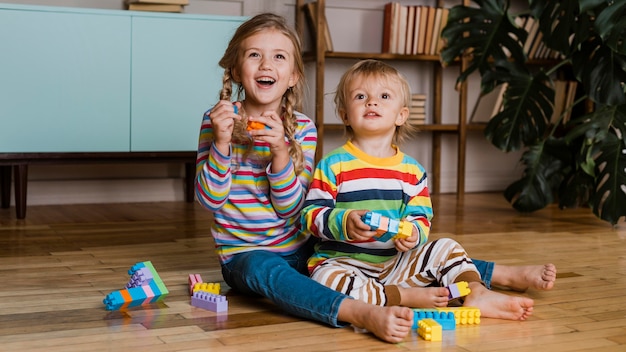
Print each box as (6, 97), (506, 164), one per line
(395, 226), (418, 252)
(345, 210), (377, 242)
(248, 110), (290, 172)
(210, 101), (241, 150)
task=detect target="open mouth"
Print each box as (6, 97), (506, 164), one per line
(257, 77), (276, 86)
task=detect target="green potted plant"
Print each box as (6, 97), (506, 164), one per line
(440, 0), (626, 225)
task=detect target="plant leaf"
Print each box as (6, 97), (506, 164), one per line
(441, 0), (527, 85)
(572, 37), (626, 106)
(566, 104), (626, 224)
(591, 132), (626, 225)
(530, 0), (579, 56)
(504, 138), (568, 212)
(485, 70), (554, 151)
(580, 0), (626, 55)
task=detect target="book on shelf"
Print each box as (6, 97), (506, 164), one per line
(126, 0), (189, 5)
(304, 2), (334, 52)
(416, 6), (429, 54)
(126, 2), (184, 12)
(382, 3), (448, 55)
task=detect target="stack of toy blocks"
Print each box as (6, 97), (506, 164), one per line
(188, 274), (228, 312)
(437, 307), (481, 325)
(417, 318), (442, 341)
(361, 211), (413, 242)
(412, 310), (456, 330)
(447, 281), (471, 300)
(103, 261), (169, 310)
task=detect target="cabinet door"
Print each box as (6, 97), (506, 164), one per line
(0, 8), (131, 152)
(130, 15), (245, 151)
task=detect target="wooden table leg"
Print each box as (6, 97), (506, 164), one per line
(14, 164), (28, 219)
(184, 162), (195, 203)
(0, 166), (10, 208)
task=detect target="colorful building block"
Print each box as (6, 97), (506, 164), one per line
(447, 281), (471, 300)
(193, 282), (221, 295)
(361, 211), (413, 242)
(417, 318), (442, 341)
(412, 309), (456, 330)
(191, 291), (228, 312)
(103, 261), (169, 311)
(436, 307), (481, 325)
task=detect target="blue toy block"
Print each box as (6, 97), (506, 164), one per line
(412, 309), (456, 330)
(362, 211), (412, 242)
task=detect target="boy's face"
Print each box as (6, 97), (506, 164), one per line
(340, 74), (409, 138)
(233, 29), (299, 112)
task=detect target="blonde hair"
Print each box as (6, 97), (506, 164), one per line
(334, 59), (415, 145)
(217, 13), (306, 174)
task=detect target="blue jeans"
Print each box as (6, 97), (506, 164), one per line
(471, 258), (495, 289)
(221, 238), (349, 327)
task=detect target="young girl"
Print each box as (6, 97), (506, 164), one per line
(301, 59), (539, 323)
(195, 13), (415, 343)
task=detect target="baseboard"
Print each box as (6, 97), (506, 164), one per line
(12, 178), (186, 205)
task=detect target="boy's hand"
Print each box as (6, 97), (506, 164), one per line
(345, 210), (377, 241)
(395, 226), (418, 252)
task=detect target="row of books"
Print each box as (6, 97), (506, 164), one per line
(382, 3), (449, 56)
(518, 16), (562, 60)
(471, 81), (578, 124)
(409, 94), (426, 125)
(125, 0), (188, 13)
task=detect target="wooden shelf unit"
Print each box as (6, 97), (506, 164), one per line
(295, 0), (472, 196)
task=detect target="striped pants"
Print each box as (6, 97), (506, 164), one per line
(310, 238), (480, 306)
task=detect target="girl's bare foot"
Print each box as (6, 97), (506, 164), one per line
(338, 298), (413, 343)
(463, 282), (534, 321)
(398, 286), (449, 308)
(492, 263), (557, 291)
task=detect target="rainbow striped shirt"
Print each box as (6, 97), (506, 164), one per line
(195, 107), (317, 264)
(301, 141), (433, 270)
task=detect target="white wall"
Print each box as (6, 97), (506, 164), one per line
(3, 0), (522, 206)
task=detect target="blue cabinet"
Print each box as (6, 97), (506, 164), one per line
(0, 3), (245, 153)
(131, 16), (240, 151)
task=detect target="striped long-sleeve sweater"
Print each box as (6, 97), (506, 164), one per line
(195, 107), (317, 264)
(301, 141), (433, 272)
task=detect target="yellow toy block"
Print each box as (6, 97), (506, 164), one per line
(436, 307), (481, 325)
(396, 220), (413, 239)
(417, 318), (442, 341)
(193, 282), (221, 295)
(447, 281), (471, 299)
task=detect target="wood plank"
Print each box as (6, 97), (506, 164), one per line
(0, 193), (624, 351)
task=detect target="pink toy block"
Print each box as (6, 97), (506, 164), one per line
(188, 274), (203, 295)
(191, 291), (228, 312)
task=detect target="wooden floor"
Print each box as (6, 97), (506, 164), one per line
(1, 193), (625, 351)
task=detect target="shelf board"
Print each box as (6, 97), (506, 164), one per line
(318, 123), (486, 133)
(303, 51), (442, 62)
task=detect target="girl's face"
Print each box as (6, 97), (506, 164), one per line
(233, 29), (299, 112)
(340, 74), (408, 139)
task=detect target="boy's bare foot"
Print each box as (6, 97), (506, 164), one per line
(492, 263), (557, 291)
(463, 282), (534, 321)
(398, 286), (449, 308)
(338, 298), (413, 343)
